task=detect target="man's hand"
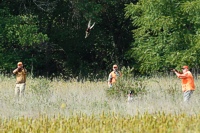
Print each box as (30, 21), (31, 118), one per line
(17, 65), (22, 69)
(108, 84), (112, 88)
(171, 69), (175, 72)
(15, 66), (23, 72)
(171, 69), (178, 73)
(108, 82), (112, 88)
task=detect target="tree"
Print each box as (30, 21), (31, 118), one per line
(125, 0), (200, 74)
(0, 8), (49, 73)
(0, 0), (135, 79)
(34, 0), (134, 77)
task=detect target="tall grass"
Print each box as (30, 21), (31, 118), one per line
(0, 74), (200, 118)
(1, 112), (200, 132)
(0, 74), (200, 132)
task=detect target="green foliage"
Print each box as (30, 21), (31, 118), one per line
(121, 66), (135, 80)
(125, 0), (200, 74)
(106, 66), (147, 99)
(0, 0), (134, 78)
(3, 15), (49, 46)
(42, 0), (134, 77)
(0, 8), (49, 73)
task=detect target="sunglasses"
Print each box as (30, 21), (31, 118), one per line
(113, 67), (117, 68)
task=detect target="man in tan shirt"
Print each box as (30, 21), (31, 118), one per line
(13, 62), (27, 97)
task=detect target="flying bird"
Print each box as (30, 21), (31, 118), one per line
(85, 20), (95, 38)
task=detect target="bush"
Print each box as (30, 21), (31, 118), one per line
(106, 66), (147, 99)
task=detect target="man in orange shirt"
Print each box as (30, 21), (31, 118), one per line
(13, 62), (27, 98)
(172, 66), (195, 102)
(108, 64), (122, 88)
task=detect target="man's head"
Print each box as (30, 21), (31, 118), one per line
(182, 65), (188, 72)
(17, 62), (23, 68)
(113, 64), (118, 71)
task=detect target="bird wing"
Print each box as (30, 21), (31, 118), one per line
(87, 20), (91, 28)
(90, 22), (95, 29)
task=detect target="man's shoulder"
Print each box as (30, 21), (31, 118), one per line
(110, 71), (115, 74)
(186, 71), (192, 74)
(22, 68), (27, 72)
(110, 71), (122, 75)
(109, 71), (113, 75)
(187, 71), (194, 76)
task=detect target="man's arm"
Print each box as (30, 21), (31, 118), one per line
(175, 71), (188, 79)
(24, 68), (27, 73)
(108, 73), (112, 87)
(13, 68), (19, 74)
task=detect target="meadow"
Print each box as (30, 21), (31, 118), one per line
(0, 73), (200, 132)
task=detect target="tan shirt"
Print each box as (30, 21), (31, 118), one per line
(13, 68), (27, 83)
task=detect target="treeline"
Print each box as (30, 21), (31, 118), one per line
(125, 0), (200, 74)
(0, 0), (200, 79)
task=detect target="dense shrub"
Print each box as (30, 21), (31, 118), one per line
(106, 66), (147, 99)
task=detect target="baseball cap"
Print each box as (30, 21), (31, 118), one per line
(17, 62), (23, 65)
(182, 66), (188, 69)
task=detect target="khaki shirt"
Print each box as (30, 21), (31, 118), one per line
(14, 69), (27, 83)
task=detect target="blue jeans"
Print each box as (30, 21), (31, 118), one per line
(183, 90), (194, 102)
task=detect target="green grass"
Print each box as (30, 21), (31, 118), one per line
(0, 74), (200, 132)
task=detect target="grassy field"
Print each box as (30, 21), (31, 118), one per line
(0, 74), (200, 132)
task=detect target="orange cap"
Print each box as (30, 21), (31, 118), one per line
(17, 62), (23, 65)
(182, 66), (188, 69)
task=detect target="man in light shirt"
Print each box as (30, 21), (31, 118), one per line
(13, 62), (27, 97)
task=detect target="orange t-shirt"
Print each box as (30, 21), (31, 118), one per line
(178, 71), (195, 92)
(108, 71), (122, 84)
